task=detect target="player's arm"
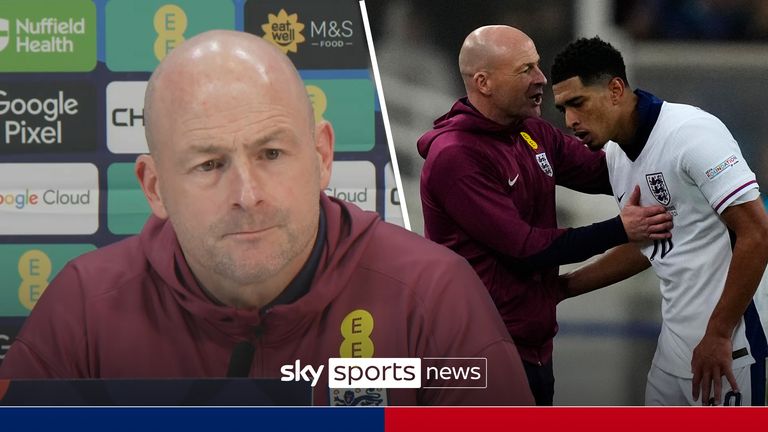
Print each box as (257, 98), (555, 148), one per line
(428, 146), (671, 267)
(558, 243), (650, 301)
(692, 198), (768, 404)
(526, 185), (671, 267)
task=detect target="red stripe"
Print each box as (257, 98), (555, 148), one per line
(715, 180), (757, 212)
(385, 407), (768, 432)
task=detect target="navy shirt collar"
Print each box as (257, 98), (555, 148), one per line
(623, 89), (664, 162)
(261, 205), (327, 312)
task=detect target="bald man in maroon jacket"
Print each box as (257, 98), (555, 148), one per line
(418, 25), (673, 405)
(0, 30), (533, 406)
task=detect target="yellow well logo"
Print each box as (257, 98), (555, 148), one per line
(261, 9), (305, 54)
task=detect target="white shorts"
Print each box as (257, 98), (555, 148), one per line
(645, 363), (751, 406)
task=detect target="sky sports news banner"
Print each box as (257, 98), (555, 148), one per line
(0, 0), (403, 370)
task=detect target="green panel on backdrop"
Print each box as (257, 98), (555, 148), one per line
(304, 79), (375, 152)
(0, 0), (96, 72)
(0, 244), (95, 316)
(108, 163), (152, 235)
(106, 0), (235, 72)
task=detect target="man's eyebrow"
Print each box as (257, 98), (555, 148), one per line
(187, 143), (225, 154)
(517, 61), (536, 71)
(559, 96), (583, 107)
(187, 129), (294, 153)
(249, 128), (293, 146)
(175, 143), (226, 166)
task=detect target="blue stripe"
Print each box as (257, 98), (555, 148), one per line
(0, 407), (384, 431)
(745, 301), (767, 406)
(96, 0), (106, 63)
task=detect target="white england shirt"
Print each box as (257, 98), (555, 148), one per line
(606, 101), (762, 378)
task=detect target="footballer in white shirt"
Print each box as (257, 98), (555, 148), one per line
(551, 37), (768, 406)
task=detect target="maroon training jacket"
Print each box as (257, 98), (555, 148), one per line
(0, 194), (533, 406)
(418, 98), (611, 365)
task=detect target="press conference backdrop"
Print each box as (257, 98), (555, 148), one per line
(0, 0), (403, 365)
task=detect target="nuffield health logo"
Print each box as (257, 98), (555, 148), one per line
(0, 0), (96, 72)
(0, 19), (9, 52)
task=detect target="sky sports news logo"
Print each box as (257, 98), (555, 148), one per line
(281, 357), (487, 389)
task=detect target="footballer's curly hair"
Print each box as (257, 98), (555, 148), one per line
(551, 36), (629, 87)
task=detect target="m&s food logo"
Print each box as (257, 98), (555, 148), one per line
(261, 9), (305, 54)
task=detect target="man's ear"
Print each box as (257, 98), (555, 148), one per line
(135, 154), (169, 219)
(474, 71), (492, 96)
(609, 77), (626, 105)
(315, 120), (334, 189)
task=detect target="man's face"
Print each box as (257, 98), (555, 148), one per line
(487, 39), (547, 121)
(149, 80), (331, 290)
(553, 76), (616, 150)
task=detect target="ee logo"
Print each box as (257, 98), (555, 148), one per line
(340, 309), (374, 358)
(306, 85), (327, 124)
(17, 249), (52, 311)
(154, 4), (188, 61)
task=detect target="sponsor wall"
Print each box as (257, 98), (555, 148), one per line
(0, 0), (403, 365)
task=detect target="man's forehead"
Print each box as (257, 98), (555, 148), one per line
(153, 37), (301, 103)
(516, 39), (539, 60)
(156, 63), (304, 119)
(553, 77), (586, 96)
(495, 40), (539, 69)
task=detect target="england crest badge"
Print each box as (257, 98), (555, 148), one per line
(645, 172), (671, 206)
(536, 153), (553, 177)
(330, 388), (388, 406)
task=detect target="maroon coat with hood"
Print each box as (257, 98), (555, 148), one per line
(0, 195), (533, 406)
(419, 98), (619, 366)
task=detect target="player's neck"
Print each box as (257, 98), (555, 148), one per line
(613, 92), (640, 150)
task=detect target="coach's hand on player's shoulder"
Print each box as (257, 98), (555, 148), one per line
(691, 331), (738, 406)
(620, 185), (673, 242)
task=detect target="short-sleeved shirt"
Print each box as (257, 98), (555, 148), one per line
(606, 93), (761, 378)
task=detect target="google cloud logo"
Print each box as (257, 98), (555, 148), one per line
(0, 19), (8, 53)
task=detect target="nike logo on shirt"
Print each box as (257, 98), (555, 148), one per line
(617, 192), (626, 202)
(508, 174), (520, 187)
